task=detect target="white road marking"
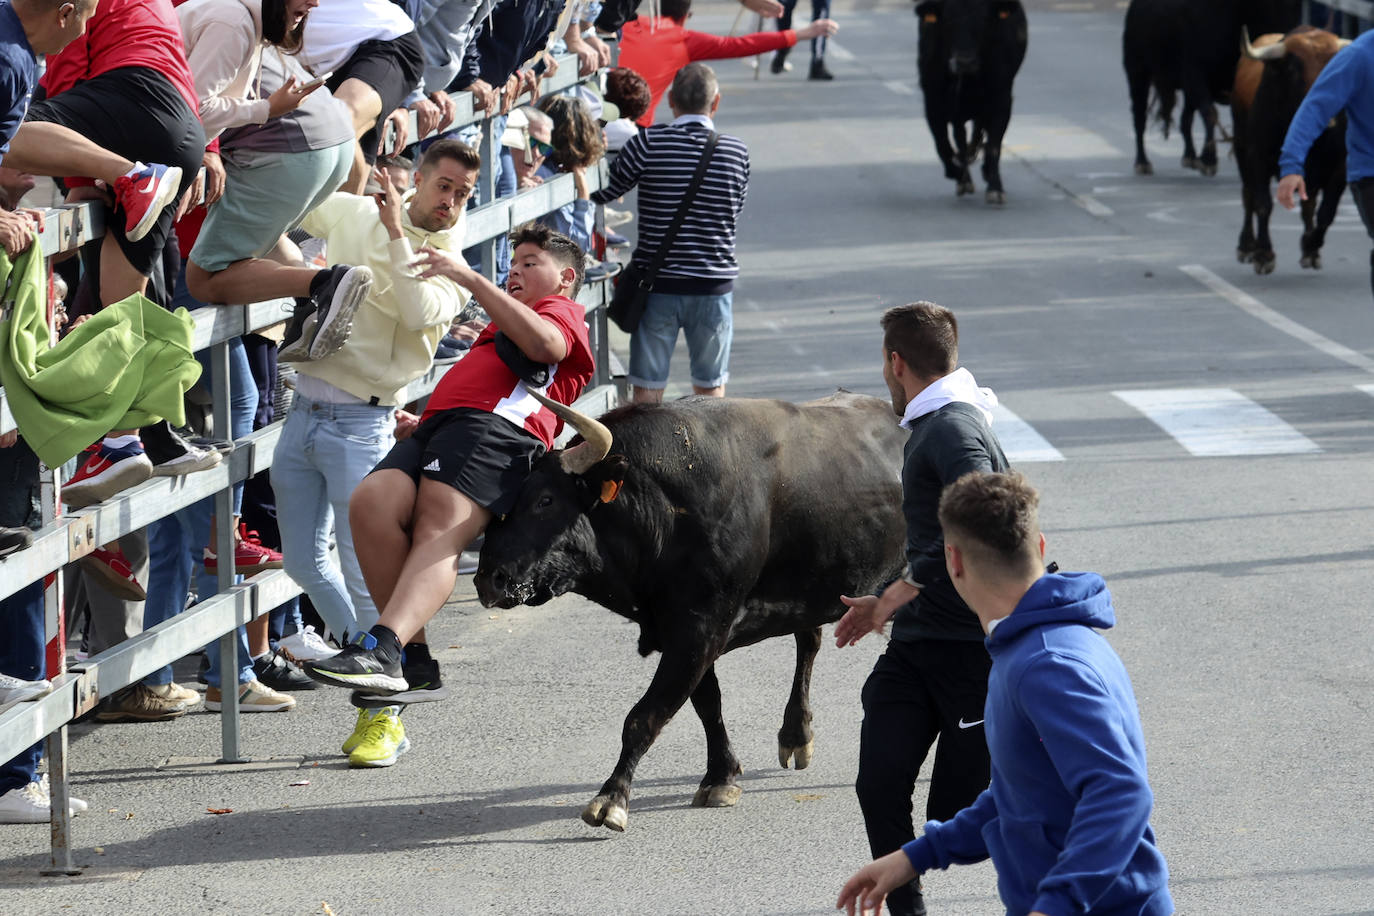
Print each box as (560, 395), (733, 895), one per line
(883, 80), (916, 96)
(990, 404), (1065, 463)
(1359, 383), (1374, 399)
(1181, 264), (1374, 375)
(1114, 388), (1321, 457)
(1075, 195), (1114, 217)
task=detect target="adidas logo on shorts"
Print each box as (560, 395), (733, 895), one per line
(424, 459), (441, 472)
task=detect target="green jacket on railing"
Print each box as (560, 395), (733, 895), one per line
(0, 235), (202, 469)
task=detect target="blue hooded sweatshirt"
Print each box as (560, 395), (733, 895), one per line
(901, 572), (1173, 916)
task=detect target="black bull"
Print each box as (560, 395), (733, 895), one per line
(915, 0), (1028, 205)
(474, 392), (907, 832)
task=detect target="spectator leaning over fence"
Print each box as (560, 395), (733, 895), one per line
(534, 93), (604, 254)
(303, 223), (595, 770)
(176, 0), (370, 362)
(1277, 29), (1374, 306)
(590, 63), (746, 403)
(275, 140), (478, 766)
(616, 0), (837, 126)
(771, 0), (833, 81)
(299, 0), (423, 193)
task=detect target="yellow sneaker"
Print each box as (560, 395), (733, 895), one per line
(347, 707), (409, 768)
(341, 707), (379, 755)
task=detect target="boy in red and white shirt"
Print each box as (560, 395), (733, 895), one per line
(304, 223), (594, 703)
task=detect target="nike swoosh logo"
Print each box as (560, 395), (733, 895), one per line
(957, 718), (984, 729)
(136, 176), (158, 195)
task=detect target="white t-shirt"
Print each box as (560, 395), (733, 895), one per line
(300, 0), (414, 76)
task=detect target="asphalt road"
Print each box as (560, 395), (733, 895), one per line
(3, 1), (1373, 913)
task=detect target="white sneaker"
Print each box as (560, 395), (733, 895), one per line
(0, 779), (85, 823)
(277, 625), (340, 662)
(38, 774), (87, 813)
(0, 673), (52, 707)
(206, 679), (295, 713)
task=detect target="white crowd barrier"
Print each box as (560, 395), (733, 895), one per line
(0, 54), (621, 873)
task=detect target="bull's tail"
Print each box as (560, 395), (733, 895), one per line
(1153, 86), (1176, 139)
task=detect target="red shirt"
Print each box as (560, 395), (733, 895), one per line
(41, 0), (200, 117)
(422, 295), (595, 450)
(618, 17), (795, 126)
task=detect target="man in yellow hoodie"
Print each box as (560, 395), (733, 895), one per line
(271, 139), (477, 755)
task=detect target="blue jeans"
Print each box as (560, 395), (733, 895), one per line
(273, 395), (395, 641)
(628, 291), (734, 390)
(0, 582), (45, 793)
(142, 333), (259, 688)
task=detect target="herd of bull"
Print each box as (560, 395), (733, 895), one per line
(916, 0), (1350, 274)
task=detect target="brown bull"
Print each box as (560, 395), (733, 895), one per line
(1232, 25), (1349, 273)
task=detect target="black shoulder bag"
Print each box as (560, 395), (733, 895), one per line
(607, 130), (720, 334)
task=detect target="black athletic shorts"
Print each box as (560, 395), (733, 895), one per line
(327, 30), (424, 165)
(25, 67), (204, 275)
(371, 407), (547, 516)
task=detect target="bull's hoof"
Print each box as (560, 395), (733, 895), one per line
(1253, 254), (1276, 275)
(581, 795), (628, 832)
(779, 738), (816, 770)
(1134, 161), (1153, 176)
(1300, 253), (1321, 270)
(691, 784), (742, 808)
(1181, 154), (1200, 171)
(956, 178), (975, 196)
(1237, 248), (1254, 264)
(1200, 162), (1218, 177)
(986, 189), (1006, 206)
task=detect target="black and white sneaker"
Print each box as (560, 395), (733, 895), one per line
(303, 638), (406, 693)
(399, 656), (449, 702)
(142, 420), (222, 477)
(252, 650), (318, 691)
(278, 300), (318, 363)
(0, 526), (33, 558)
(307, 264), (372, 359)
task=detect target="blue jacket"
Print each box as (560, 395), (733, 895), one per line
(1279, 30), (1374, 181)
(901, 572), (1173, 916)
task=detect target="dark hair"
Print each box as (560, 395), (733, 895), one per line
(661, 0), (692, 20)
(880, 301), (958, 379)
(938, 471), (1041, 575)
(509, 222), (585, 296)
(419, 138), (481, 174)
(261, 0), (307, 51)
(668, 62), (717, 114)
(535, 95), (605, 171)
(605, 67), (652, 122)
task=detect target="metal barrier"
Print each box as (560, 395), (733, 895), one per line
(0, 55), (620, 872)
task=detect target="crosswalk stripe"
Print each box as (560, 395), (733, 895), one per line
(990, 404), (1065, 463)
(1113, 388), (1321, 457)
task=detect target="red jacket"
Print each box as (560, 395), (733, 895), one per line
(41, 0), (200, 117)
(618, 17), (795, 126)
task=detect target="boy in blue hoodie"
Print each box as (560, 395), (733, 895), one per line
(837, 471), (1172, 916)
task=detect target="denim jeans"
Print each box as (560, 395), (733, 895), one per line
(273, 395), (395, 641)
(0, 582), (45, 793)
(628, 291), (734, 390)
(142, 329), (259, 688)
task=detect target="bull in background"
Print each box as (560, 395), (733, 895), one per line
(1123, 0), (1300, 176)
(1233, 26), (1349, 274)
(915, 0), (1028, 205)
(475, 391), (907, 832)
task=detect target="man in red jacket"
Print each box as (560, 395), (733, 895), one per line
(617, 0), (838, 125)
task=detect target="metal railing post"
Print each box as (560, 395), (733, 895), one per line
(209, 338), (243, 762)
(479, 116), (500, 283)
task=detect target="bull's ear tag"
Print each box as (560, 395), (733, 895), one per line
(600, 479), (622, 503)
(923, 12), (937, 21)
(998, 8), (1009, 17)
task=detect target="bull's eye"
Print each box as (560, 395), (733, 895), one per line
(536, 494), (554, 509)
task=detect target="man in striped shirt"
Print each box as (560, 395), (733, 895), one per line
(592, 63), (748, 404)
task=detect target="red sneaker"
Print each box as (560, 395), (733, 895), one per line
(203, 525), (284, 575)
(63, 440), (154, 509)
(80, 547), (147, 601)
(112, 162), (183, 243)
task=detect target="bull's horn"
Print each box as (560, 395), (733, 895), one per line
(1336, 37), (1353, 49)
(1240, 25), (1287, 60)
(526, 388), (613, 474)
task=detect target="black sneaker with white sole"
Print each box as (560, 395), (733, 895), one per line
(141, 421), (222, 477)
(307, 264), (372, 359)
(303, 637), (407, 693)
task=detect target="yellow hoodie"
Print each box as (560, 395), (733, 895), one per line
(295, 190), (469, 406)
